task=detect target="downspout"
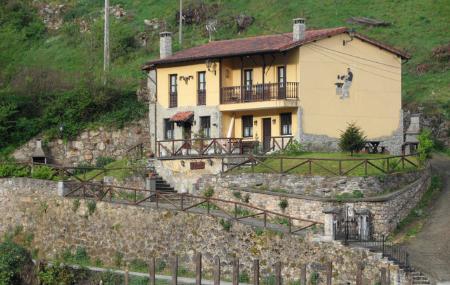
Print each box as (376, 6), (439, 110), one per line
(154, 68), (158, 156)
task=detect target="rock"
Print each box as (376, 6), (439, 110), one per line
(236, 14), (254, 33)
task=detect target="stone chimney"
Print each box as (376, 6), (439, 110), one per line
(293, 18), (306, 41)
(160, 31), (172, 59)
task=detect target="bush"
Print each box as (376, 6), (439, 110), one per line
(203, 187), (214, 198)
(31, 165), (56, 180)
(339, 123), (366, 156)
(86, 200), (96, 216)
(0, 241), (34, 285)
(95, 156), (116, 168)
(219, 219), (232, 231)
(278, 199), (288, 211)
(282, 140), (305, 155)
(418, 129), (434, 164)
(0, 163), (29, 177)
(38, 263), (76, 285)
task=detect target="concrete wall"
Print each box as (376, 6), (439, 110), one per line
(0, 178), (409, 284)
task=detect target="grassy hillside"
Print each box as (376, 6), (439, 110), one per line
(0, 0), (449, 154)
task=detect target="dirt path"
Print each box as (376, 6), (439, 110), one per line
(406, 155), (450, 282)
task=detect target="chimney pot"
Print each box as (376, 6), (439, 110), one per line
(293, 18), (306, 41)
(160, 31), (172, 59)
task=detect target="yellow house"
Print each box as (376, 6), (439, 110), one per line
(143, 19), (410, 156)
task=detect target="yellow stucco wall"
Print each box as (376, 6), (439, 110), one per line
(156, 61), (221, 108)
(298, 34), (402, 139)
(221, 109), (298, 140)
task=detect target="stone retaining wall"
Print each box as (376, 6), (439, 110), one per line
(0, 178), (409, 284)
(197, 171), (423, 198)
(197, 168), (430, 234)
(12, 118), (151, 165)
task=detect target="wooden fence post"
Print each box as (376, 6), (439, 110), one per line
(275, 261), (282, 285)
(214, 256), (221, 285)
(356, 262), (363, 285)
(233, 257), (239, 285)
(196, 253), (202, 285)
(326, 262), (332, 285)
(387, 266), (391, 285)
(172, 255), (178, 285)
(253, 259), (260, 285)
(149, 257), (156, 285)
(300, 264), (306, 285)
(125, 263), (129, 285)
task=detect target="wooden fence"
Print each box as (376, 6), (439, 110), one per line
(64, 182), (319, 234)
(113, 254), (392, 285)
(221, 154), (419, 176)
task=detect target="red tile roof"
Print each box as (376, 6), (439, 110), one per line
(143, 27), (409, 69)
(170, 111), (194, 122)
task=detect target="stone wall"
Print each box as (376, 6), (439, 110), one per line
(196, 171), (423, 198)
(13, 118), (151, 165)
(197, 168), (430, 235)
(0, 178), (409, 284)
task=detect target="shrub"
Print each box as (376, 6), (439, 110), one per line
(339, 123), (366, 156)
(87, 200), (96, 216)
(95, 156), (116, 168)
(278, 199), (288, 211)
(243, 194), (250, 203)
(130, 259), (148, 272)
(282, 140), (305, 155)
(219, 219), (232, 231)
(38, 263), (76, 285)
(114, 251), (124, 267)
(232, 191), (242, 199)
(418, 129), (434, 164)
(0, 163), (29, 177)
(0, 241), (33, 285)
(31, 165), (56, 180)
(203, 187), (214, 198)
(72, 199), (80, 212)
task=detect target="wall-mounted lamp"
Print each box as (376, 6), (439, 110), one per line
(343, 28), (356, 46)
(254, 120), (258, 126)
(205, 60), (217, 75)
(193, 120), (197, 126)
(180, 160), (185, 167)
(179, 75), (193, 84)
(272, 119), (276, 124)
(208, 159), (213, 166)
(212, 123), (218, 127)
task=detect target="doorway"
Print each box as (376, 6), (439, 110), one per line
(262, 118), (272, 152)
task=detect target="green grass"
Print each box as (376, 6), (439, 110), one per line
(232, 152), (419, 176)
(392, 175), (443, 242)
(76, 159), (133, 182)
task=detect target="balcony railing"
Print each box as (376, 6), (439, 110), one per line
(197, 89), (206, 105)
(221, 82), (298, 104)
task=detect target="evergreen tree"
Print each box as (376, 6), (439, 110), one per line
(339, 123), (366, 156)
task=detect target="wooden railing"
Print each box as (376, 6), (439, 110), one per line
(222, 154), (420, 176)
(156, 136), (293, 158)
(64, 181), (319, 234)
(221, 82), (299, 104)
(125, 142), (144, 163)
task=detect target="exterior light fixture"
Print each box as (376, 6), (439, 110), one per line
(205, 60), (217, 75)
(343, 28), (355, 46)
(272, 119), (276, 124)
(181, 160), (185, 167)
(254, 120), (258, 126)
(208, 159), (213, 166)
(179, 75), (193, 84)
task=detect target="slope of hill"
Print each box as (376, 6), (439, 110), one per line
(0, 0), (449, 154)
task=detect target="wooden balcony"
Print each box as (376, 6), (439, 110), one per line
(221, 82), (298, 104)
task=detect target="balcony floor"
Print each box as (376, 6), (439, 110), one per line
(218, 99), (299, 111)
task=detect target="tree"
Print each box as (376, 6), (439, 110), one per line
(339, 123), (366, 156)
(0, 241), (34, 284)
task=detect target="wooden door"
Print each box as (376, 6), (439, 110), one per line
(263, 118), (272, 152)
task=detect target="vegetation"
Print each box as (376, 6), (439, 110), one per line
(203, 187), (214, 198)
(278, 199), (288, 211)
(335, 190), (364, 201)
(31, 165), (56, 180)
(393, 175), (443, 242)
(339, 123), (366, 156)
(0, 241), (33, 285)
(95, 156), (116, 168)
(417, 129), (434, 164)
(0, 0), (448, 155)
(232, 152), (419, 177)
(219, 218), (232, 231)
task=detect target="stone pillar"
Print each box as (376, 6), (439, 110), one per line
(160, 32), (172, 59)
(356, 209), (370, 241)
(57, 181), (68, 197)
(145, 176), (156, 192)
(322, 208), (340, 241)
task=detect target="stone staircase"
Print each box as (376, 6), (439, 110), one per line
(411, 270), (431, 285)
